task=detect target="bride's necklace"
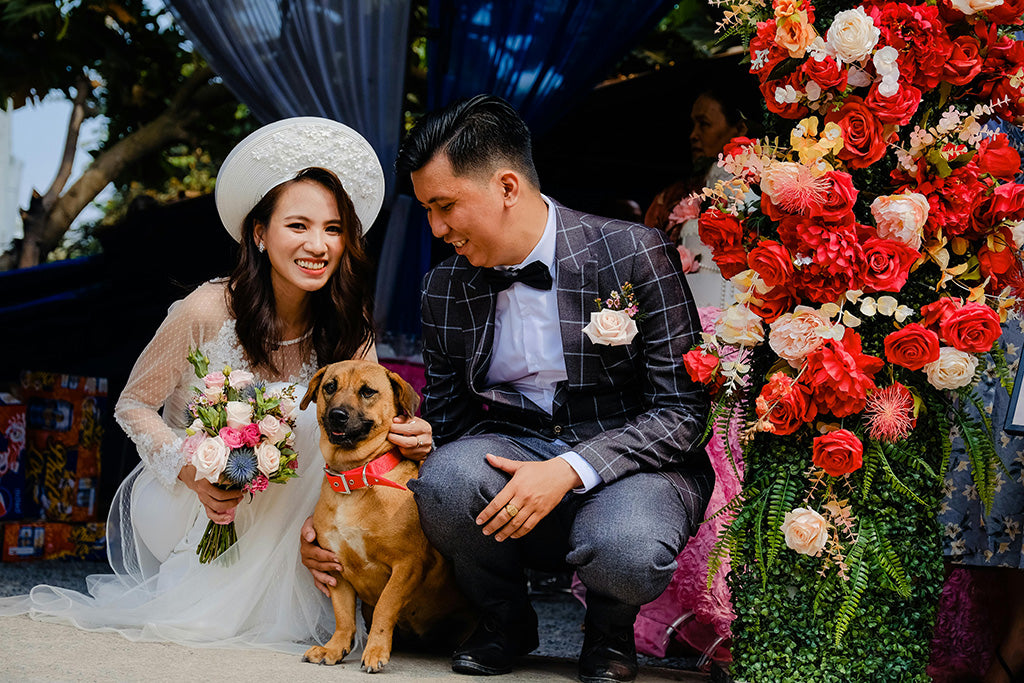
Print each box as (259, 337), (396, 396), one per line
(278, 328), (313, 347)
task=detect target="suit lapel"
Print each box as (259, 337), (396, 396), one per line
(553, 203), (600, 399)
(458, 267), (498, 392)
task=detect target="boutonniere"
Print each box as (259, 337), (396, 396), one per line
(583, 282), (642, 346)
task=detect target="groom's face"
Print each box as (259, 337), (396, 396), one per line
(410, 154), (512, 268)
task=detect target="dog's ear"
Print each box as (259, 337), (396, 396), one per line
(386, 368), (421, 417)
(300, 366), (328, 410)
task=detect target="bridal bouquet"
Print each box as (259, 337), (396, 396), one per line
(685, 0), (1024, 679)
(183, 348), (300, 563)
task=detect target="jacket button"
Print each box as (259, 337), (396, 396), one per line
(553, 425), (562, 435)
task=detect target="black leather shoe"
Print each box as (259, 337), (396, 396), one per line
(578, 594), (639, 683)
(451, 614), (539, 676)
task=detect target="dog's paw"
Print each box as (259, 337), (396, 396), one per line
(360, 643), (391, 673)
(302, 644), (350, 666)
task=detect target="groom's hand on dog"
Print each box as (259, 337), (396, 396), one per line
(179, 463), (243, 524)
(300, 516), (344, 597)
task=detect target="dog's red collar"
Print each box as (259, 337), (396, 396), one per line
(323, 450), (407, 494)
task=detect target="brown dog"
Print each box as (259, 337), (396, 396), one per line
(300, 359), (472, 672)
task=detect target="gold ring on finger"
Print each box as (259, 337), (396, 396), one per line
(505, 502), (519, 518)
(416, 436), (423, 447)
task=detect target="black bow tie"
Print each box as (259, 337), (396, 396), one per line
(482, 260), (553, 292)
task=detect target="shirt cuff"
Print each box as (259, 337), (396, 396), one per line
(557, 452), (602, 493)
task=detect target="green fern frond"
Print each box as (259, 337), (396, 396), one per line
(881, 440), (938, 481)
(765, 473), (799, 568)
(952, 398), (999, 514)
(813, 568), (840, 616)
(861, 441), (880, 498)
(864, 518), (911, 598)
(834, 528), (870, 646)
(878, 445), (927, 506)
(990, 343), (1015, 395)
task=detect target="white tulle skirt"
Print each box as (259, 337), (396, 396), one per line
(0, 387), (334, 654)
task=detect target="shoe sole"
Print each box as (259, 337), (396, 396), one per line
(451, 659), (514, 676)
(579, 674), (637, 683)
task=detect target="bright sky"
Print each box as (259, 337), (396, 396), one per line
(10, 96), (111, 228)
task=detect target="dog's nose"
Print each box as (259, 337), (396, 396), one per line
(328, 407), (349, 424)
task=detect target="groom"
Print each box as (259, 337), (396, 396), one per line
(397, 95), (713, 682)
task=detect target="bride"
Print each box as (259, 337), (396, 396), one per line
(0, 117), (433, 653)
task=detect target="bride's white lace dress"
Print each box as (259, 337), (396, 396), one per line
(0, 281), (335, 653)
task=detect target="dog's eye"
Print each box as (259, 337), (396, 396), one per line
(323, 379), (337, 395)
(358, 386), (378, 399)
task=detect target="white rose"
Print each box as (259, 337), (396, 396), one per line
(781, 507), (829, 556)
(871, 193), (929, 251)
(924, 347), (979, 390)
(202, 384), (224, 402)
(255, 441), (281, 477)
(228, 369), (255, 390)
(225, 401), (254, 429)
(1010, 220), (1024, 250)
(186, 418), (205, 435)
(583, 309), (639, 346)
(258, 414), (290, 444)
(192, 436), (229, 484)
(872, 45), (900, 77)
(826, 7), (880, 64)
(278, 397), (298, 422)
(949, 0), (1003, 14)
(715, 305), (765, 347)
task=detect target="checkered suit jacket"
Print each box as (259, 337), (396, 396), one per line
(420, 201), (713, 521)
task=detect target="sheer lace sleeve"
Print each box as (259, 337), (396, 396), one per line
(114, 283), (232, 490)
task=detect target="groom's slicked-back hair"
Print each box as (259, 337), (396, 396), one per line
(396, 94), (541, 188)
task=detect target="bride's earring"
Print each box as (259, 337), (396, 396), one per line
(257, 242), (265, 253)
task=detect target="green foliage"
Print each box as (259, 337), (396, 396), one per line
(952, 389), (1000, 514)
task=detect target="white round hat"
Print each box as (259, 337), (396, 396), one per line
(215, 116), (385, 240)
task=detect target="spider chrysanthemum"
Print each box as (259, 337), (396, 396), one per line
(864, 383), (916, 442)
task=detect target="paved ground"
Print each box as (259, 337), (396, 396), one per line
(0, 561), (711, 682)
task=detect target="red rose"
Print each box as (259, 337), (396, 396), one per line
(749, 286), (798, 324)
(812, 429), (864, 477)
(978, 227), (1019, 292)
(713, 244), (751, 279)
(723, 137), (757, 157)
(940, 302), (1002, 353)
(884, 323), (941, 371)
(919, 298), (963, 333)
(943, 35), (984, 86)
(802, 54), (848, 92)
(762, 71), (811, 120)
(804, 328), (883, 417)
(987, 0), (1024, 24)
(748, 240), (794, 288)
(815, 171), (858, 222)
(864, 81), (923, 126)
(756, 372), (817, 436)
(824, 97), (889, 169)
(977, 135), (1022, 181)
(749, 20), (789, 82)
(683, 348), (720, 385)
(992, 183), (1024, 222)
(698, 209), (743, 251)
(861, 237), (920, 293)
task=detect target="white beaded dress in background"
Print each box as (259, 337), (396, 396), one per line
(0, 281), (335, 653)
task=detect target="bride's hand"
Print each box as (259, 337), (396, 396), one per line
(178, 463), (244, 524)
(300, 516), (344, 597)
(388, 415), (433, 461)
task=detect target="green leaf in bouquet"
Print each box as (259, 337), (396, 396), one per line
(187, 347), (210, 379)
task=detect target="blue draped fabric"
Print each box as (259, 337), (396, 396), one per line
(427, 0), (674, 133)
(164, 0), (411, 204)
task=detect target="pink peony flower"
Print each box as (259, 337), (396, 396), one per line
(218, 427), (245, 449)
(668, 195), (702, 226)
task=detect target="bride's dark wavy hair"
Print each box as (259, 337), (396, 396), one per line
(228, 167), (375, 373)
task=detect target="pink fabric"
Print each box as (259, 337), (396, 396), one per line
(633, 306), (740, 663)
(379, 359), (427, 414)
(927, 567), (996, 682)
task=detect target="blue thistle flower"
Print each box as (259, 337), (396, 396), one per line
(223, 447), (258, 486)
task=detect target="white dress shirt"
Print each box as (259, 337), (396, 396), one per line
(484, 196), (602, 492)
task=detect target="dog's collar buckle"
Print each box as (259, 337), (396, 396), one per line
(323, 451), (407, 494)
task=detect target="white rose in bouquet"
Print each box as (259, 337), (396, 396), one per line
(255, 441), (281, 476)
(583, 309), (639, 346)
(193, 436), (229, 483)
(258, 414), (290, 444)
(225, 401), (254, 429)
(826, 7), (880, 64)
(228, 369), (255, 390)
(924, 347), (979, 390)
(781, 507), (829, 556)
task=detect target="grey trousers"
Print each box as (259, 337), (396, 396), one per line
(409, 431), (692, 616)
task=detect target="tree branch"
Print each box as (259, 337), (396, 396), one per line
(43, 72), (92, 210)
